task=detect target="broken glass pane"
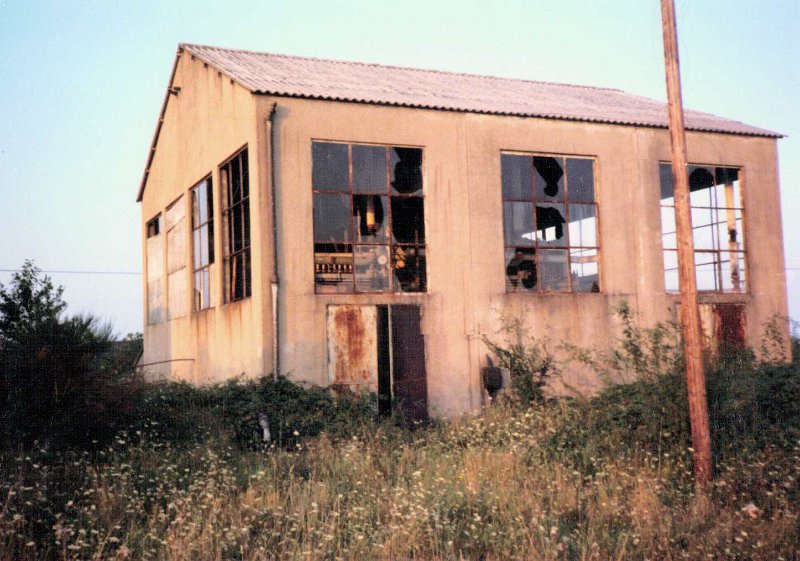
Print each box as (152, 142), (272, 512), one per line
(501, 154), (532, 199)
(230, 158), (242, 205)
(312, 142), (349, 191)
(391, 197), (425, 244)
(721, 252), (745, 292)
(503, 201), (535, 246)
(688, 166), (714, 193)
(695, 251), (718, 291)
(570, 248), (599, 292)
(534, 156), (565, 200)
(391, 147), (423, 195)
(313, 193), (351, 242)
(354, 245), (391, 292)
(566, 158), (594, 202)
(505, 247), (537, 291)
(535, 204), (568, 247)
(538, 249), (569, 291)
(314, 243), (354, 293)
(693, 224), (717, 251)
(240, 150), (249, 199)
(662, 231), (677, 251)
(231, 200), (243, 252)
(353, 145), (387, 193)
(393, 245), (426, 292)
(193, 229), (201, 270)
(198, 226), (209, 268)
(663, 250), (679, 292)
(567, 204), (597, 247)
(353, 195), (389, 242)
(659, 163), (674, 201)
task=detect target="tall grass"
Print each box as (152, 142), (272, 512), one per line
(2, 373), (798, 560)
(1, 315), (798, 560)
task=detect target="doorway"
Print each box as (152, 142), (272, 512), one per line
(327, 304), (428, 421)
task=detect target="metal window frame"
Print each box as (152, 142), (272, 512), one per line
(220, 147), (252, 303)
(658, 162), (746, 293)
(191, 175), (215, 311)
(500, 151), (601, 294)
(312, 140), (426, 294)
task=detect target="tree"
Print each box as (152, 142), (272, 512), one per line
(0, 260), (66, 347)
(0, 261), (116, 447)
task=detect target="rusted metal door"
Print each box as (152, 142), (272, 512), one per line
(714, 303), (746, 353)
(326, 306), (379, 393)
(390, 305), (428, 422)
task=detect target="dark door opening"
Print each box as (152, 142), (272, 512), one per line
(327, 304), (428, 422)
(382, 305), (428, 422)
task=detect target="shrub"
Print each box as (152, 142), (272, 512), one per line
(482, 318), (559, 404)
(0, 262), (130, 449)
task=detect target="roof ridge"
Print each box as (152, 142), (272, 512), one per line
(180, 42), (625, 94)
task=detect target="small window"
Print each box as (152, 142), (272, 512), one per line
(146, 215), (162, 238)
(659, 163), (745, 292)
(221, 148), (251, 302)
(502, 154), (600, 293)
(312, 142), (426, 293)
(192, 176), (215, 310)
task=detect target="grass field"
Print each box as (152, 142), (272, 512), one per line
(2, 370), (798, 560)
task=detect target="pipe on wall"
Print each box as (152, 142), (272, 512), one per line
(266, 103), (280, 380)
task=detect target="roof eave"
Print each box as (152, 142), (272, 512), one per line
(248, 90), (784, 139)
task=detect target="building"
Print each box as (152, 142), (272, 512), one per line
(137, 43), (788, 419)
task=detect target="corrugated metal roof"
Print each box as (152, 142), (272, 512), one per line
(183, 43), (781, 138)
(137, 43), (782, 201)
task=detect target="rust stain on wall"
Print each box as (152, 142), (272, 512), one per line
(327, 306), (378, 392)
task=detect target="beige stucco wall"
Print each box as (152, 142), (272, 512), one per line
(256, 96), (788, 416)
(139, 51), (272, 383)
(139, 57), (788, 415)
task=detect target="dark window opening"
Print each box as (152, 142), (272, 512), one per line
(146, 215), (162, 238)
(221, 148), (251, 302)
(659, 163), (744, 292)
(313, 142), (426, 293)
(192, 176), (215, 310)
(502, 153), (600, 293)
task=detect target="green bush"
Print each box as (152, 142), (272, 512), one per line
(483, 318), (559, 404)
(0, 262), (134, 449)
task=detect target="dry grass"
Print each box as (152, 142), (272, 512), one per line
(1, 403), (798, 561)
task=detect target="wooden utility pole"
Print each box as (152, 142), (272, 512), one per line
(660, 0), (713, 486)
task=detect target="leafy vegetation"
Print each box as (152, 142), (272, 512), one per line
(1, 267), (798, 559)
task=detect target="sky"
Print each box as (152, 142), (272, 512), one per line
(1, 0), (798, 337)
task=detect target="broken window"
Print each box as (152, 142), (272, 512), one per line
(192, 176), (214, 310)
(146, 214), (164, 324)
(659, 164), (745, 292)
(146, 215), (161, 238)
(312, 142), (426, 293)
(501, 154), (600, 292)
(221, 148), (251, 302)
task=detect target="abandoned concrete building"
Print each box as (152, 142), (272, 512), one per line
(137, 43), (788, 419)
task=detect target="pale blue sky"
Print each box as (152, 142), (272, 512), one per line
(1, 0), (798, 336)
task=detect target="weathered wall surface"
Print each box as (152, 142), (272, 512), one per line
(140, 63), (788, 414)
(140, 51), (271, 383)
(255, 95), (788, 416)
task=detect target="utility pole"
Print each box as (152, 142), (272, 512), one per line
(660, 0), (713, 486)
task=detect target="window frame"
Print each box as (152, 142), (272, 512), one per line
(311, 140), (427, 294)
(191, 175), (215, 311)
(658, 162), (746, 293)
(500, 151), (601, 294)
(220, 147), (251, 303)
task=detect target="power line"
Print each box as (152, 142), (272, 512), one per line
(0, 269), (141, 276)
